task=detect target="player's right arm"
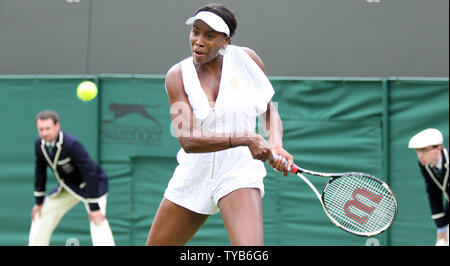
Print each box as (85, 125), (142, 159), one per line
(165, 64), (271, 161)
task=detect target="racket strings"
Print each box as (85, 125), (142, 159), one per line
(323, 175), (397, 235)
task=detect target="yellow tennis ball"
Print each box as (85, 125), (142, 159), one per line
(76, 81), (98, 101)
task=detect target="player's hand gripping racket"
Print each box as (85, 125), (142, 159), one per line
(272, 154), (398, 237)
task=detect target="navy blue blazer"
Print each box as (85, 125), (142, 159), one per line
(418, 147), (449, 228)
(34, 130), (108, 211)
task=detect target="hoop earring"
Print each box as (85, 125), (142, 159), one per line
(219, 47), (227, 56)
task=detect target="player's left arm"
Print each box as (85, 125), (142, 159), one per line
(241, 47), (293, 175)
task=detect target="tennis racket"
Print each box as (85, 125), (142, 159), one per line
(273, 154), (398, 237)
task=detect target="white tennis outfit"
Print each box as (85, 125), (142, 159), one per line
(164, 45), (275, 214)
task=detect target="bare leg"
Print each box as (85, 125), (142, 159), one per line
(146, 198), (209, 246)
(218, 188), (263, 246)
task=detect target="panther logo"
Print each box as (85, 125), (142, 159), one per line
(102, 102), (161, 126)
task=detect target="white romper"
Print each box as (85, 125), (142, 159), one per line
(164, 45), (275, 214)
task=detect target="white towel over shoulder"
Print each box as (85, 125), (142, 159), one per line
(180, 45), (275, 126)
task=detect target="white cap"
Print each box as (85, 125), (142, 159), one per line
(185, 11), (230, 36)
(408, 128), (443, 149)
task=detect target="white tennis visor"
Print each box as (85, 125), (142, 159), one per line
(185, 11), (230, 36)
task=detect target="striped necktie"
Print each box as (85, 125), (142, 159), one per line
(430, 166), (441, 179)
(48, 145), (55, 156)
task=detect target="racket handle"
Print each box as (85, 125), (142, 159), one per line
(272, 153), (299, 174)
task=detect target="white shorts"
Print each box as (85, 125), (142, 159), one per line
(164, 147), (266, 215)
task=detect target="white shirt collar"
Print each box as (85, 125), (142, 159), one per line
(45, 140), (56, 147)
(435, 156), (443, 170)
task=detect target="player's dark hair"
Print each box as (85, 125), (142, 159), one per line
(196, 3), (237, 37)
(36, 110), (59, 124)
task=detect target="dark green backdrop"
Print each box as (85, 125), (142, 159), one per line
(0, 75), (448, 245)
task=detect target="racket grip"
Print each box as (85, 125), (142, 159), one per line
(272, 153), (299, 174)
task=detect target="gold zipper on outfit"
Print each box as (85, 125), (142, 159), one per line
(211, 108), (217, 179)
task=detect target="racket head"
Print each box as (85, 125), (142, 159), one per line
(321, 173), (398, 237)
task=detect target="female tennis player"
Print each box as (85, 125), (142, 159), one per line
(146, 3), (293, 246)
